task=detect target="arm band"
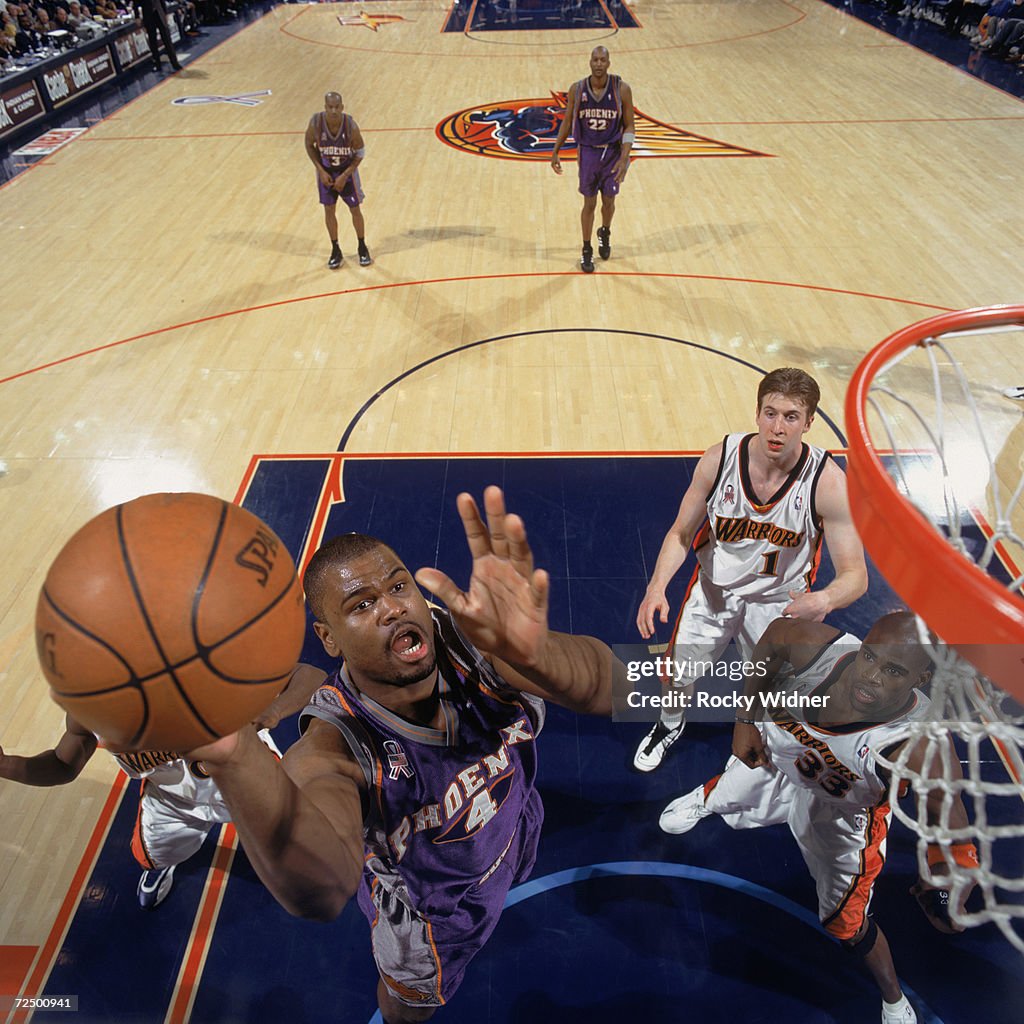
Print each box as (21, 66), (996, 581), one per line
(354, 147), (366, 159)
(735, 717), (758, 726)
(927, 842), (979, 870)
(621, 131), (635, 146)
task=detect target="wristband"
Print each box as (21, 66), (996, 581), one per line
(735, 716), (758, 726)
(621, 131), (635, 146)
(927, 841), (979, 870)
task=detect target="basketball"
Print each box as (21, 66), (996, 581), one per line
(34, 492), (307, 753)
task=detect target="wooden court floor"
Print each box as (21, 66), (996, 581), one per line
(1, 0), (1022, 1018)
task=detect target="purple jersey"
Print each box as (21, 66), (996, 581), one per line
(300, 605), (544, 920)
(573, 74), (624, 149)
(315, 111), (357, 173)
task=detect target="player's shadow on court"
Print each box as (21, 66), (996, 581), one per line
(378, 225), (499, 252)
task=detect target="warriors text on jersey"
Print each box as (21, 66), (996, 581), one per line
(315, 112), (357, 172)
(698, 432), (830, 599)
(764, 632), (931, 809)
(300, 606), (545, 921)
(573, 74), (624, 149)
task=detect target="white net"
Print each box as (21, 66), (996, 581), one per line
(852, 311), (1024, 954)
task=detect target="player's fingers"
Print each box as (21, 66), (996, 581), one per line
(505, 513), (535, 578)
(456, 492), (492, 560)
(530, 568), (550, 612)
(414, 568), (467, 613)
(483, 485), (510, 560)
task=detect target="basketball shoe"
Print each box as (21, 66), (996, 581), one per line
(596, 226), (611, 260)
(659, 785), (713, 834)
(137, 865), (175, 910)
(1002, 386), (1024, 400)
(881, 995), (917, 1024)
(358, 242), (372, 267)
(580, 242), (595, 273)
(633, 720), (684, 771)
(328, 245), (343, 270)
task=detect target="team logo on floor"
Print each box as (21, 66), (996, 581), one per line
(172, 90), (272, 107)
(436, 93), (769, 160)
(337, 12), (406, 30)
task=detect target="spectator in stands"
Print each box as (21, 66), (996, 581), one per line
(943, 0), (992, 37)
(984, 8), (1024, 53)
(975, 0), (1021, 40)
(14, 8), (42, 52)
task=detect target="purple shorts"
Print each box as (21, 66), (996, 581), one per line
(578, 144), (622, 198)
(358, 788), (543, 1007)
(317, 169), (364, 208)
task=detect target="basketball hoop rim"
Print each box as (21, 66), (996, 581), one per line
(845, 305), (1024, 692)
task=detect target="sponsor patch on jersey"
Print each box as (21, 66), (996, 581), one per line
(436, 93), (771, 161)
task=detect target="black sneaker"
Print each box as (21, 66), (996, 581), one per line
(137, 865), (175, 909)
(597, 226), (611, 260)
(580, 243), (595, 273)
(358, 245), (372, 267)
(328, 247), (343, 270)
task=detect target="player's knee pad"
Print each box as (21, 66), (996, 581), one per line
(840, 918), (879, 960)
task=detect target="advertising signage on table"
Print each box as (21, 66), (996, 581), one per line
(113, 27), (153, 71)
(0, 80), (47, 140)
(42, 45), (116, 108)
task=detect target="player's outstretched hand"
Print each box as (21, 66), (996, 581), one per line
(732, 721), (772, 770)
(910, 877), (972, 934)
(550, 155), (563, 175)
(636, 589), (669, 639)
(416, 486), (549, 671)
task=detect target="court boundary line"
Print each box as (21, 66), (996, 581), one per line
(0, 272), (955, 388)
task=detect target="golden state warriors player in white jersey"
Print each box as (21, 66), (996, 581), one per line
(634, 368), (867, 771)
(659, 613), (978, 1024)
(0, 666), (321, 908)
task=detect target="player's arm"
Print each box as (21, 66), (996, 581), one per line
(732, 617), (842, 768)
(304, 117), (332, 186)
(0, 713), (97, 786)
(636, 444), (721, 639)
(893, 735), (978, 933)
(550, 84), (578, 174)
(195, 721), (367, 921)
(332, 118), (365, 188)
(614, 81), (635, 184)
(415, 487), (628, 717)
(783, 459), (867, 621)
(252, 662), (327, 730)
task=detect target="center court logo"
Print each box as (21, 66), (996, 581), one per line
(436, 92), (770, 161)
(172, 90), (272, 107)
(337, 12), (406, 30)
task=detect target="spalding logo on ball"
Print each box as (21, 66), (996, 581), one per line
(35, 492), (307, 752)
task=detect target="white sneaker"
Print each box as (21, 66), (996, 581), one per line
(659, 785), (713, 834)
(137, 864), (175, 909)
(1003, 386), (1024, 400)
(633, 721), (684, 772)
(881, 995), (917, 1024)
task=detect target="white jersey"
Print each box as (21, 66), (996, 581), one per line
(764, 632), (931, 811)
(111, 748), (221, 807)
(697, 432), (830, 599)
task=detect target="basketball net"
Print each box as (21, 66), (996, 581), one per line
(845, 305), (1024, 954)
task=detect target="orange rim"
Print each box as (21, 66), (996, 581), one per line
(844, 305), (1024, 698)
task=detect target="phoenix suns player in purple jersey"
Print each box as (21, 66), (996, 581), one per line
(187, 487), (626, 1024)
(550, 46), (635, 273)
(304, 91), (372, 270)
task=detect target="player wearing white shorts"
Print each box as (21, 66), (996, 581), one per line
(0, 665), (324, 908)
(659, 613), (978, 1024)
(634, 367), (867, 771)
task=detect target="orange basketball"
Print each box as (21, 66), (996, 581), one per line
(34, 492), (307, 752)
